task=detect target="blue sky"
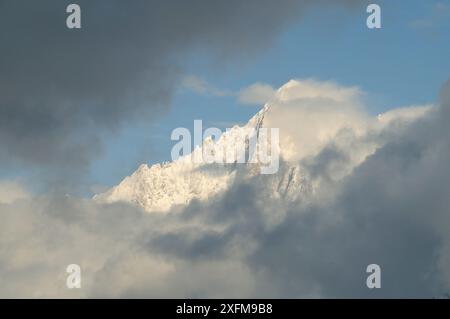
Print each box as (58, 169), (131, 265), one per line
(39, 1), (450, 192)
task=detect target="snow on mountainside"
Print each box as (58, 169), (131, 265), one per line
(94, 81), (310, 213)
(94, 80), (431, 213)
(94, 103), (308, 212)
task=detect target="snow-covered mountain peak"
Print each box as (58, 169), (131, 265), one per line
(93, 87), (309, 213)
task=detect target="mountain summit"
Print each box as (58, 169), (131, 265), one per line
(94, 81), (310, 212)
(94, 79), (430, 213)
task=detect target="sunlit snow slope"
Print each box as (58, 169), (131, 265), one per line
(95, 80), (431, 213)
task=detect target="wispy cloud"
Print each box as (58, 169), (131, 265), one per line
(181, 75), (277, 106)
(181, 75), (232, 97)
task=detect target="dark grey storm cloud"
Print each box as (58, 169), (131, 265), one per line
(0, 0), (365, 177)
